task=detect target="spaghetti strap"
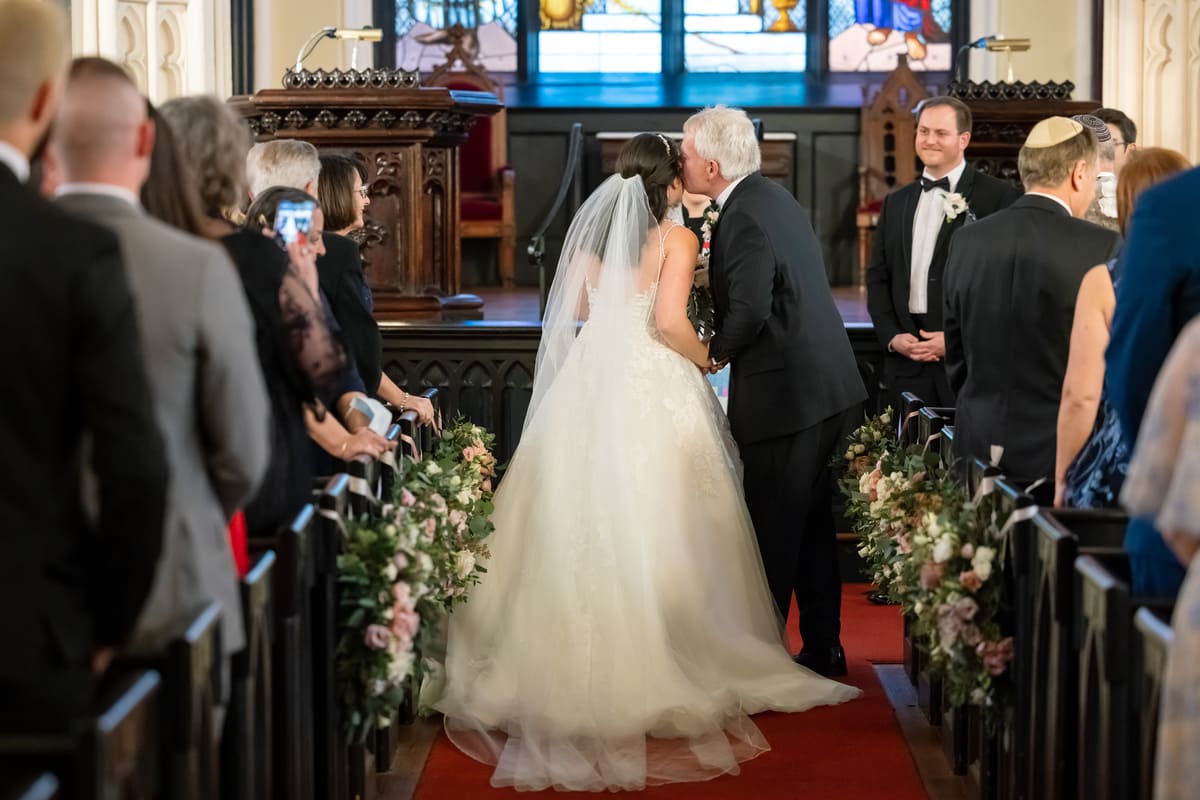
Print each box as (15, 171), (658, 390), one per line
(656, 220), (681, 284)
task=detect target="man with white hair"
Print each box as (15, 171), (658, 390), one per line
(682, 105), (867, 677)
(0, 0), (167, 731)
(247, 139), (435, 424)
(50, 57), (271, 673)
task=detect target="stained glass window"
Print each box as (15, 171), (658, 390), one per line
(396, 1), (519, 73)
(828, 0), (953, 72)
(538, 1), (663, 73)
(684, 0), (807, 72)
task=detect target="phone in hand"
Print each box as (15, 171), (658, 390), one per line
(274, 200), (315, 248)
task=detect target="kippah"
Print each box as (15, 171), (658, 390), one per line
(1072, 114), (1112, 143)
(1024, 116), (1085, 149)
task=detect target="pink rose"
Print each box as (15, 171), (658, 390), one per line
(954, 596), (979, 621)
(960, 543), (975, 560)
(976, 637), (1015, 676)
(400, 489), (416, 507)
(429, 493), (447, 512)
(482, 479), (492, 492)
(392, 582), (412, 609)
(449, 509), (467, 528)
(909, 471), (926, 486)
(390, 607), (420, 642)
(393, 552), (409, 571)
(363, 624), (390, 650)
(899, 534), (913, 555)
(959, 624), (982, 647)
(424, 517), (437, 535)
(867, 466), (883, 502)
(919, 561), (945, 590)
(959, 570), (983, 593)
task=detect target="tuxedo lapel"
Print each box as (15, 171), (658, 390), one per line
(897, 183), (919, 304)
(929, 164), (974, 273)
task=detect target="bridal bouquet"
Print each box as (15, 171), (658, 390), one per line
(687, 204), (720, 337)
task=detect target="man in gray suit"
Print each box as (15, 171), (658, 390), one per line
(49, 58), (270, 668)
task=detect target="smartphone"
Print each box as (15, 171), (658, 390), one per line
(274, 200), (314, 248)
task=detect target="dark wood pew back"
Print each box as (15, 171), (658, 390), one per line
(314, 475), (351, 800)
(160, 601), (222, 800)
(1133, 606), (1172, 800)
(0, 773), (58, 799)
(898, 391), (926, 446)
(223, 550), (275, 800)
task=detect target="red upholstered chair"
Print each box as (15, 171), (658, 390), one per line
(857, 55), (928, 288)
(424, 26), (517, 287)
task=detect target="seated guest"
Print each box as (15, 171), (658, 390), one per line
(1056, 148), (1191, 508)
(158, 96), (386, 539)
(318, 152), (370, 237)
(0, 0), (167, 731)
(251, 140), (435, 424)
(49, 58), (271, 665)
(1121, 317), (1200, 799)
(1091, 107), (1138, 174)
(1107, 163), (1200, 598)
(1073, 114), (1121, 232)
(943, 116), (1120, 499)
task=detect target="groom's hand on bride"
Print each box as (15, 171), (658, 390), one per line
(701, 357), (728, 375)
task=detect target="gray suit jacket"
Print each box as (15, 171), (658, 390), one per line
(58, 191), (270, 655)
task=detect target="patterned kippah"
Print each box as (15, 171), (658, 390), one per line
(1072, 114), (1112, 143)
(1024, 116), (1085, 149)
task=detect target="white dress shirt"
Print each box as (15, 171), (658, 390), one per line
(715, 175), (748, 210)
(54, 182), (142, 209)
(909, 159), (966, 315)
(0, 141), (30, 183)
(1096, 172), (1118, 219)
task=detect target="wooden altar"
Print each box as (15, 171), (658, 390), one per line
(233, 69), (502, 320)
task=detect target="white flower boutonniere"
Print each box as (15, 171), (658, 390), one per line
(943, 192), (970, 223)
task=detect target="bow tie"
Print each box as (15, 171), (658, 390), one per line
(919, 175), (950, 193)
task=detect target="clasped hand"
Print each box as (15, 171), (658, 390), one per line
(891, 329), (945, 362)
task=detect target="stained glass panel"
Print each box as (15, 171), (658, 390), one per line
(538, 0), (663, 73)
(396, 1), (519, 73)
(828, 0), (953, 72)
(684, 0), (806, 72)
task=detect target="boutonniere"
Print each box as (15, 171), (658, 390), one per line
(943, 192), (970, 223)
(699, 203), (721, 259)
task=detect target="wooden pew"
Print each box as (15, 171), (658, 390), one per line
(1028, 509), (1127, 800)
(898, 391), (926, 446)
(223, 551), (275, 800)
(1075, 554), (1174, 800)
(916, 406), (954, 452)
(159, 602), (223, 800)
(0, 669), (162, 800)
(1133, 606), (1172, 800)
(0, 773), (58, 799)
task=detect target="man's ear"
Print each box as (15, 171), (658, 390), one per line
(28, 79), (58, 128)
(135, 118), (155, 159)
(304, 178), (318, 197)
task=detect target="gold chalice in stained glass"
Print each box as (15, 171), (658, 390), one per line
(768, 0), (800, 32)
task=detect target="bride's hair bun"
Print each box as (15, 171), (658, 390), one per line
(616, 133), (681, 222)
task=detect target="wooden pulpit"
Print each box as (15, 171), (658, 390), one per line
(232, 68), (502, 320)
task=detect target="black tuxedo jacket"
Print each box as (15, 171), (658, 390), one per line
(943, 194), (1120, 483)
(867, 164), (1021, 367)
(318, 233), (382, 394)
(709, 173), (866, 443)
(0, 165), (167, 691)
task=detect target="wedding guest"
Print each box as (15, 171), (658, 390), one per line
(1055, 148), (1190, 508)
(49, 57), (271, 664)
(943, 116), (1119, 499)
(1107, 162), (1200, 598)
(0, 0), (167, 731)
(1073, 114), (1120, 232)
(867, 96), (1020, 409)
(160, 96), (384, 539)
(256, 141), (434, 423)
(678, 188), (714, 239)
(317, 152), (369, 235)
(140, 100), (207, 237)
(1120, 316), (1200, 800)
(1091, 107), (1138, 174)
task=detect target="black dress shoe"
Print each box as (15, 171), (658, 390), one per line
(794, 644), (849, 677)
(867, 590), (898, 605)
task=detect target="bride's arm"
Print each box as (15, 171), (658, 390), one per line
(655, 226), (709, 367)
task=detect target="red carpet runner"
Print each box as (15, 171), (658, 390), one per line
(413, 584), (926, 798)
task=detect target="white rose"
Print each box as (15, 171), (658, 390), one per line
(853, 443), (866, 454)
(932, 535), (954, 564)
(881, 412), (892, 426)
(914, 601), (924, 614)
(384, 562), (398, 583)
(411, 581), (429, 600)
(846, 448), (855, 460)
(384, 524), (397, 536)
(974, 559), (992, 582)
(456, 489), (473, 507)
(387, 648), (414, 683)
(454, 550), (476, 579)
(416, 552), (434, 576)
(449, 475), (461, 488)
(975, 546), (995, 564)
(426, 462), (442, 475)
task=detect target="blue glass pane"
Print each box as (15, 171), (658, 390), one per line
(829, 0), (952, 72)
(538, 1), (663, 73)
(683, 0), (806, 72)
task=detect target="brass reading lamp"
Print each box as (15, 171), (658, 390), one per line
(294, 26), (384, 73)
(954, 35), (1032, 83)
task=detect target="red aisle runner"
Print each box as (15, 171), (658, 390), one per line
(413, 584), (926, 799)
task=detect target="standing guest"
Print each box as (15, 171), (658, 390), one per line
(159, 96), (383, 539)
(1106, 163), (1200, 598)
(0, 0), (167, 731)
(49, 58), (271, 662)
(867, 96), (1021, 409)
(140, 100), (207, 237)
(1091, 107), (1138, 174)
(1073, 114), (1121, 233)
(943, 116), (1119, 498)
(1120, 317), (1200, 800)
(1055, 148), (1191, 508)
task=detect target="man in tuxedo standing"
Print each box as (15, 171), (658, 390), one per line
(50, 58), (271, 671)
(0, 0), (167, 732)
(682, 106), (867, 676)
(943, 117), (1120, 498)
(867, 96), (1021, 409)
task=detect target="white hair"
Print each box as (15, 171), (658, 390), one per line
(245, 139), (321, 198)
(683, 105), (761, 181)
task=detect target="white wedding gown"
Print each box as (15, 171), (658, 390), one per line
(430, 187), (859, 792)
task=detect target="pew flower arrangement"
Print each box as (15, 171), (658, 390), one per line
(335, 514), (421, 741)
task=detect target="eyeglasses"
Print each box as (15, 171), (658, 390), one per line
(1112, 141), (1130, 150)
(356, 186), (370, 198)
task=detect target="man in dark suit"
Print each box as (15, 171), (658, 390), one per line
(0, 0), (167, 732)
(683, 106), (867, 676)
(867, 97), (1021, 409)
(1106, 165), (1200, 598)
(943, 117), (1120, 497)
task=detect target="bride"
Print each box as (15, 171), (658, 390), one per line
(429, 133), (860, 792)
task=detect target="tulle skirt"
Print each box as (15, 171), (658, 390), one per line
(430, 324), (860, 791)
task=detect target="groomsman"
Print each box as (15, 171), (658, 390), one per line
(943, 117), (1120, 498)
(867, 96), (1021, 409)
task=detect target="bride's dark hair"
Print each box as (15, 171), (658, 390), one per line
(616, 133), (680, 222)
